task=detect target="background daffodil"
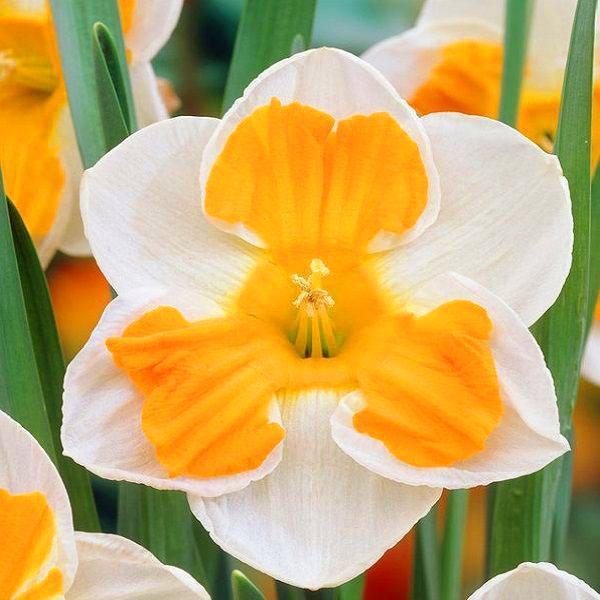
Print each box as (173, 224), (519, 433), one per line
(363, 0), (600, 158)
(0, 409), (209, 599)
(62, 48), (572, 589)
(468, 562), (600, 599)
(0, 0), (182, 265)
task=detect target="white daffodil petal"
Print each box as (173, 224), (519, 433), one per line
(332, 272), (569, 490)
(418, 0), (581, 91)
(582, 323), (600, 387)
(41, 105), (84, 262)
(376, 112), (572, 327)
(200, 47), (441, 251)
(62, 289), (283, 497)
(130, 62), (169, 127)
(468, 562), (599, 599)
(362, 20), (502, 102)
(58, 62), (168, 259)
(189, 389), (441, 590)
(0, 410), (78, 592)
(125, 0), (183, 64)
(80, 116), (260, 303)
(417, 0), (505, 28)
(67, 533), (209, 599)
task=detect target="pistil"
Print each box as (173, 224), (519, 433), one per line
(291, 259), (337, 358)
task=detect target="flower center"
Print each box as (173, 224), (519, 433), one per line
(291, 258), (337, 358)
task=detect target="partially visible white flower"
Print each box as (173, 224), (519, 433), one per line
(0, 0), (183, 266)
(0, 409), (208, 598)
(469, 562), (598, 599)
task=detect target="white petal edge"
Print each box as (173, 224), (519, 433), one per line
(58, 62), (168, 258)
(0, 410), (78, 592)
(62, 288), (284, 497)
(199, 46), (441, 252)
(362, 19), (502, 102)
(331, 272), (569, 490)
(375, 112), (573, 327)
(467, 562), (599, 599)
(81, 115), (260, 304)
(125, 0), (183, 64)
(582, 323), (600, 387)
(40, 105), (83, 264)
(189, 389), (441, 590)
(67, 532), (209, 599)
(417, 0), (581, 91)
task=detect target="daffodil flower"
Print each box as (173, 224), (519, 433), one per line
(0, 0), (182, 266)
(0, 409), (209, 599)
(363, 0), (599, 157)
(63, 48), (572, 589)
(582, 301), (600, 386)
(468, 562), (599, 599)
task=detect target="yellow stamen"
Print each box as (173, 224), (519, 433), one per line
(291, 259), (337, 358)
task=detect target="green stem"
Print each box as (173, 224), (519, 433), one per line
(412, 506), (440, 600)
(440, 490), (468, 600)
(498, 0), (533, 125)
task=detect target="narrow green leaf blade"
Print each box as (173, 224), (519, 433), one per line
(440, 490), (468, 600)
(0, 172), (56, 460)
(117, 484), (209, 588)
(337, 574), (365, 600)
(231, 570), (265, 600)
(7, 201), (99, 531)
(50, 0), (134, 167)
(498, 0), (533, 125)
(490, 0), (596, 574)
(412, 506), (440, 600)
(222, 0), (318, 112)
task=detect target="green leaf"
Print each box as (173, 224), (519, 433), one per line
(231, 570), (266, 600)
(498, 0), (533, 126)
(0, 172), (56, 460)
(412, 506), (440, 600)
(275, 581), (306, 600)
(440, 490), (468, 600)
(336, 575), (365, 600)
(490, 0), (596, 574)
(7, 200), (100, 531)
(50, 0), (134, 167)
(222, 0), (318, 112)
(90, 22), (133, 148)
(117, 484), (209, 588)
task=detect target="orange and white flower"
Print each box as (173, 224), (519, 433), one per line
(363, 0), (600, 156)
(0, 409), (208, 599)
(0, 0), (182, 265)
(63, 48), (571, 589)
(468, 562), (599, 599)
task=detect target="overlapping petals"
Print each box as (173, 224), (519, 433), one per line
(65, 47), (572, 588)
(468, 562), (599, 599)
(0, 409), (208, 598)
(0, 0), (182, 265)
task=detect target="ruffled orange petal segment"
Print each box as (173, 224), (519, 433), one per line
(106, 307), (287, 478)
(0, 488), (63, 599)
(204, 99), (429, 255)
(0, 85), (66, 241)
(410, 39), (503, 117)
(351, 300), (503, 467)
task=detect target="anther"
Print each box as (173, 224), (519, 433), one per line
(291, 259), (337, 358)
